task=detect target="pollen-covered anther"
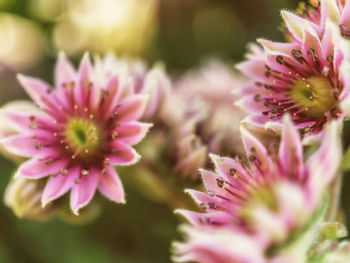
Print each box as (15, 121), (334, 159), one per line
(111, 132), (118, 139)
(229, 168), (237, 177)
(81, 169), (89, 176)
(216, 177), (224, 188)
(45, 159), (53, 165)
(104, 158), (110, 166)
(29, 123), (37, 129)
(35, 144), (43, 150)
(309, 0), (319, 8)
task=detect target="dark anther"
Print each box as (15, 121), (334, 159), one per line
(216, 177), (224, 188)
(276, 55), (284, 64)
(254, 94), (262, 102)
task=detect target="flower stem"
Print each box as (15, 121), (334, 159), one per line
(325, 172), (343, 221)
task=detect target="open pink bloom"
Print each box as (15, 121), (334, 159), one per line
(237, 2), (349, 135)
(173, 116), (341, 262)
(0, 53), (152, 215)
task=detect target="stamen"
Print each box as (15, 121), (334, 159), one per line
(82, 169), (89, 176)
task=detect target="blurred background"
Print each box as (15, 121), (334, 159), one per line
(1, 0), (349, 262)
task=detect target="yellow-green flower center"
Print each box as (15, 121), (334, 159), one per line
(289, 76), (336, 118)
(65, 118), (101, 159)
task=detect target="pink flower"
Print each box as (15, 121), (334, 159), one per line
(237, 2), (348, 135)
(173, 116), (341, 262)
(293, 0), (350, 39)
(163, 61), (248, 179)
(0, 52), (152, 215)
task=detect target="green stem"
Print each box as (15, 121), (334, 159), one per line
(324, 172), (343, 221)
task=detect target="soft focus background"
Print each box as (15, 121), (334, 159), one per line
(1, 0), (349, 262)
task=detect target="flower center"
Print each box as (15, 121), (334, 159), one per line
(289, 76), (336, 119)
(65, 118), (101, 159)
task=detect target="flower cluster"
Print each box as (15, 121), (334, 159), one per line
(0, 0), (350, 262)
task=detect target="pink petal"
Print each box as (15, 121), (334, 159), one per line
(240, 126), (274, 172)
(3, 111), (56, 133)
(185, 189), (216, 206)
(1, 135), (57, 159)
(116, 94), (148, 122)
(258, 39), (307, 73)
(278, 115), (304, 180)
(55, 51), (76, 89)
(70, 167), (99, 215)
(302, 29), (327, 66)
(74, 53), (93, 107)
(236, 60), (268, 84)
(115, 121), (152, 146)
(340, 0), (350, 29)
(17, 74), (54, 111)
(240, 114), (270, 128)
(16, 158), (68, 179)
(98, 166), (125, 203)
(41, 166), (78, 207)
(107, 140), (140, 166)
(1, 135), (40, 157)
(173, 225), (266, 263)
(306, 120), (342, 203)
(210, 154), (251, 181)
(320, 0), (340, 30)
(235, 95), (266, 114)
(175, 209), (232, 227)
(281, 10), (314, 41)
(101, 76), (121, 118)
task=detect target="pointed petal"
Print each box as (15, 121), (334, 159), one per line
(1, 135), (40, 157)
(98, 167), (125, 203)
(278, 115), (303, 180)
(41, 166), (79, 207)
(172, 225), (266, 263)
(16, 158), (68, 179)
(101, 76), (121, 117)
(70, 167), (99, 215)
(74, 53), (93, 107)
(2, 110), (56, 133)
(240, 126), (274, 171)
(340, 0), (350, 29)
(117, 94), (149, 122)
(306, 120), (342, 188)
(175, 209), (232, 227)
(236, 60), (269, 84)
(115, 121), (152, 146)
(320, 0), (340, 30)
(281, 10), (310, 41)
(107, 140), (140, 166)
(17, 74), (53, 110)
(55, 51), (76, 89)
